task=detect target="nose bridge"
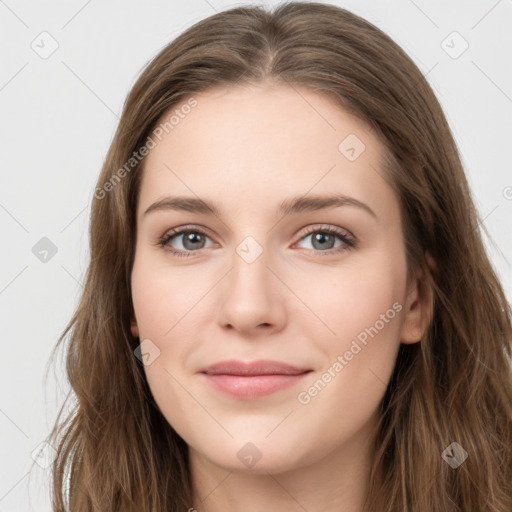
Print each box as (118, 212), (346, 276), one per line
(229, 234), (272, 297)
(216, 232), (285, 331)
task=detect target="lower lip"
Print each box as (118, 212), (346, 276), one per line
(201, 372), (311, 400)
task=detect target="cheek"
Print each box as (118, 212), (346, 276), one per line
(131, 254), (209, 389)
(131, 253), (198, 338)
(292, 270), (404, 452)
(298, 251), (406, 406)
(307, 255), (406, 348)
(131, 256), (199, 436)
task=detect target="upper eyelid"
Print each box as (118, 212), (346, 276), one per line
(162, 223), (354, 244)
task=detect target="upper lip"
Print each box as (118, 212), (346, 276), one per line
(200, 359), (312, 376)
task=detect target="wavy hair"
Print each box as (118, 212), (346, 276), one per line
(47, 2), (512, 510)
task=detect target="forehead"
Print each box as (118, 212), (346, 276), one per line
(147, 83), (381, 161)
(138, 84), (395, 221)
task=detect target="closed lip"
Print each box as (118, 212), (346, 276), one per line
(199, 359), (312, 376)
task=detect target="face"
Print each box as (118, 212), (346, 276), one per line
(131, 83), (425, 475)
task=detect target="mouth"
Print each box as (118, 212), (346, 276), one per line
(199, 359), (313, 400)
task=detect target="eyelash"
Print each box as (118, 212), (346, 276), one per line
(156, 224), (356, 259)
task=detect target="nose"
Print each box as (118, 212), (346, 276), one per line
(215, 248), (287, 336)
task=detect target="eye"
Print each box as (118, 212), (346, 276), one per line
(294, 225), (355, 255)
(157, 225), (214, 258)
(157, 224), (355, 258)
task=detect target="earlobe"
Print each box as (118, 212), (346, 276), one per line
(399, 258), (435, 344)
(425, 250), (438, 277)
(130, 310), (139, 338)
(131, 320), (139, 338)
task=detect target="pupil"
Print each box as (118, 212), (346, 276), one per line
(313, 233), (333, 250)
(185, 232), (203, 249)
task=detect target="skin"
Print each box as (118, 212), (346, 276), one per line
(130, 83), (431, 512)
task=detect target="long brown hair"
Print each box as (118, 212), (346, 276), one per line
(46, 2), (512, 510)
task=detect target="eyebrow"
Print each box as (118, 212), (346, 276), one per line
(143, 193), (377, 219)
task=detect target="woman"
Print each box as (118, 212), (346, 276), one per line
(47, 2), (512, 511)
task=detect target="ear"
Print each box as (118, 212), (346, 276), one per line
(399, 254), (435, 344)
(130, 308), (139, 338)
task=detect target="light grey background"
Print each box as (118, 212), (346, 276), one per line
(0, 0), (510, 510)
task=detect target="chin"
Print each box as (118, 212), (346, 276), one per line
(190, 434), (312, 476)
